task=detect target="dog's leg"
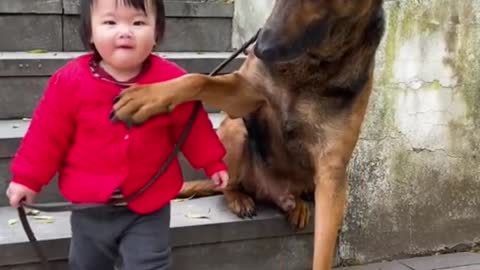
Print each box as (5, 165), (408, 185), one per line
(113, 72), (265, 124)
(312, 163), (347, 270)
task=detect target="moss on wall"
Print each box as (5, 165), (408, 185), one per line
(343, 0), (480, 263)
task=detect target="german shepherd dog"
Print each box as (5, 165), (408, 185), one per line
(112, 0), (385, 268)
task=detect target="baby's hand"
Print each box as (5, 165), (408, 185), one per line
(5, 182), (37, 208)
(210, 170), (229, 190)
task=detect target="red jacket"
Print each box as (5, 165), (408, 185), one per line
(10, 54), (226, 214)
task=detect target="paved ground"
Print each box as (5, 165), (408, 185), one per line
(337, 252), (480, 270)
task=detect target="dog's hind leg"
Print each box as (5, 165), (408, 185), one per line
(287, 197), (310, 230)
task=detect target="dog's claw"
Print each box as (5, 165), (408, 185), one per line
(227, 192), (256, 219)
(109, 111), (118, 123)
(287, 198), (310, 230)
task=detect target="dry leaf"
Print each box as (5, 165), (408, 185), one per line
(29, 49), (48, 54)
(26, 210), (40, 216)
(8, 219), (18, 226)
(184, 208), (211, 219)
(172, 194), (196, 203)
(32, 215), (54, 221)
(185, 213), (210, 219)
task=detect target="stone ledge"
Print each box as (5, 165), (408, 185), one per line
(399, 252), (480, 270)
(0, 0), (233, 17)
(0, 52), (244, 77)
(0, 52), (241, 119)
(0, 0), (62, 14)
(337, 253), (480, 270)
(0, 114), (225, 159)
(0, 196), (314, 266)
(64, 0), (233, 17)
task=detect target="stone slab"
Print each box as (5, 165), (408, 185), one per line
(0, 52), (243, 119)
(399, 253), (480, 270)
(0, 196), (314, 266)
(337, 261), (410, 270)
(172, 234), (313, 270)
(63, 0), (234, 17)
(0, 163), (66, 207)
(0, 157), (207, 207)
(0, 0), (62, 14)
(0, 77), (47, 120)
(0, 52), (244, 77)
(0, 16), (62, 51)
(0, 113), (224, 157)
(442, 266), (480, 270)
(161, 17), (232, 52)
(0, 113), (225, 206)
(0, 236), (314, 270)
(0, 75), (224, 119)
(63, 16), (232, 52)
(0, 120), (28, 158)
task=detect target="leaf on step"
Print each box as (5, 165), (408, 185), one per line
(31, 215), (54, 223)
(26, 210), (40, 216)
(8, 219), (19, 226)
(29, 49), (48, 54)
(185, 208), (211, 219)
(185, 213), (210, 219)
(37, 219), (55, 224)
(172, 194), (196, 203)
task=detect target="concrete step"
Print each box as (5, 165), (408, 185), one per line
(0, 196), (315, 270)
(0, 51), (244, 119)
(0, 0), (233, 52)
(0, 114), (226, 207)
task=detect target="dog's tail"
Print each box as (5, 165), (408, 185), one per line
(177, 180), (221, 198)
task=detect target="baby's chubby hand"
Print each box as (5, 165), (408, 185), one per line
(6, 182), (37, 208)
(210, 170), (229, 190)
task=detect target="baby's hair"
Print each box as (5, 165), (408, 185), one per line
(79, 0), (165, 52)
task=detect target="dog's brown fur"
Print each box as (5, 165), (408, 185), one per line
(113, 0), (385, 269)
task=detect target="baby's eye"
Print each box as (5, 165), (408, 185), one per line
(133, 21), (146, 26)
(103, 20), (116, 25)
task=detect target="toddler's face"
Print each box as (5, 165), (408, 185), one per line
(90, 0), (156, 71)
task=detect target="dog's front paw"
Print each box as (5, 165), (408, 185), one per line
(111, 84), (173, 125)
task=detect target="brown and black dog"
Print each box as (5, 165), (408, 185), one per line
(112, 0), (385, 269)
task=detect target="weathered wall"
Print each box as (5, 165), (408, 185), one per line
(232, 0), (480, 264)
(231, 1), (273, 49)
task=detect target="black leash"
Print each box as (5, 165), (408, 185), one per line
(17, 30), (260, 270)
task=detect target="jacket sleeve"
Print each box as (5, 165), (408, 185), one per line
(171, 102), (227, 177)
(10, 71), (76, 192)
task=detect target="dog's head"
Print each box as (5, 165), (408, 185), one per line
(254, 0), (384, 63)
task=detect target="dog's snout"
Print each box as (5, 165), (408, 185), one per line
(253, 27), (305, 63)
(253, 43), (277, 62)
(253, 29), (282, 62)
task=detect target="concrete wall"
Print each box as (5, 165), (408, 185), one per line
(231, 1), (273, 49)
(232, 0), (480, 264)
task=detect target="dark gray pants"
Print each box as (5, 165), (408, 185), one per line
(69, 204), (171, 270)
